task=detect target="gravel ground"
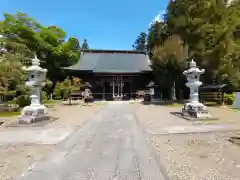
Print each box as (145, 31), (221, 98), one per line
(132, 104), (191, 130)
(132, 103), (240, 180)
(0, 144), (55, 180)
(0, 102), (103, 180)
(151, 132), (240, 180)
(46, 103), (103, 129)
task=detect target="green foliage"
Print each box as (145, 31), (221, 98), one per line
(133, 0), (240, 99)
(40, 90), (48, 103)
(0, 43), (30, 106)
(151, 35), (188, 70)
(0, 11), (82, 106)
(0, 111), (21, 117)
(224, 92), (236, 105)
(42, 79), (53, 98)
(53, 77), (81, 101)
(133, 32), (147, 52)
(53, 82), (64, 99)
(14, 95), (31, 107)
(0, 12), (80, 81)
(147, 22), (169, 55)
(151, 35), (188, 98)
(166, 0), (240, 88)
(68, 37), (81, 51)
(81, 39), (89, 50)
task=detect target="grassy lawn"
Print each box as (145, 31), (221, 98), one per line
(43, 99), (61, 105)
(167, 103), (184, 107)
(93, 101), (107, 105)
(0, 111), (20, 117)
(230, 108), (240, 112)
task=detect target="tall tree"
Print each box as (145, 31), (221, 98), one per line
(81, 39), (89, 50)
(147, 21), (169, 55)
(166, 0), (240, 87)
(133, 32), (147, 52)
(1, 12), (80, 82)
(151, 35), (188, 99)
(68, 37), (81, 51)
(166, 0), (240, 88)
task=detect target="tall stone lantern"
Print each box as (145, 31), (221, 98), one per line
(18, 55), (49, 124)
(182, 59), (211, 119)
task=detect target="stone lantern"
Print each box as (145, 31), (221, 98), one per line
(182, 59), (211, 119)
(18, 55), (49, 124)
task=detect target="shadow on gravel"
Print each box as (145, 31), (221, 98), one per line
(229, 137), (240, 146)
(4, 116), (59, 128)
(170, 112), (219, 122)
(141, 100), (185, 106)
(169, 111), (195, 121)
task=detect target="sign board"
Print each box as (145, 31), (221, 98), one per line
(150, 88), (154, 96)
(232, 92), (240, 109)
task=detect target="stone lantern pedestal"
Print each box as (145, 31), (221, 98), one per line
(182, 60), (211, 119)
(18, 55), (50, 124)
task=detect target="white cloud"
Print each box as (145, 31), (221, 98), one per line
(149, 10), (165, 27)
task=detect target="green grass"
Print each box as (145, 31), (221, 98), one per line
(43, 99), (61, 105)
(93, 101), (107, 105)
(0, 111), (20, 117)
(167, 103), (184, 107)
(230, 108), (240, 112)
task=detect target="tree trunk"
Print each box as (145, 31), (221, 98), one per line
(68, 90), (72, 105)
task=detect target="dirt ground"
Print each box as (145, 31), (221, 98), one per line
(0, 102), (104, 180)
(132, 103), (240, 180)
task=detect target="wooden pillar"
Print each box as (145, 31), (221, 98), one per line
(121, 76), (123, 97)
(112, 76), (114, 97)
(130, 78), (132, 99)
(102, 79), (105, 100)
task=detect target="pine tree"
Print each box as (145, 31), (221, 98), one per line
(133, 32), (147, 52)
(81, 39), (89, 50)
(166, 0), (240, 88)
(147, 21), (169, 57)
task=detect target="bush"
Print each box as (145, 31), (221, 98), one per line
(14, 95), (31, 107)
(41, 90), (48, 103)
(53, 78), (77, 100)
(53, 82), (63, 100)
(42, 79), (53, 98)
(224, 93), (236, 105)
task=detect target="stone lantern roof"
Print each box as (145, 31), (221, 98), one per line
(23, 55), (47, 73)
(183, 59), (205, 75)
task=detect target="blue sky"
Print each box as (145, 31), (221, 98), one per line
(0, 0), (168, 50)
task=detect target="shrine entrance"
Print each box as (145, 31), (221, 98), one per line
(97, 75), (134, 101)
(110, 76), (124, 100)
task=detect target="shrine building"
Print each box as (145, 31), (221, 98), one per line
(64, 49), (153, 100)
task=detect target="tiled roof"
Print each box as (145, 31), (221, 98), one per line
(64, 50), (152, 73)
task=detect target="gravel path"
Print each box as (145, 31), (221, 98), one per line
(132, 103), (240, 180)
(18, 104), (165, 180)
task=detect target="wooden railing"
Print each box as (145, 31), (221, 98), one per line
(199, 91), (224, 104)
